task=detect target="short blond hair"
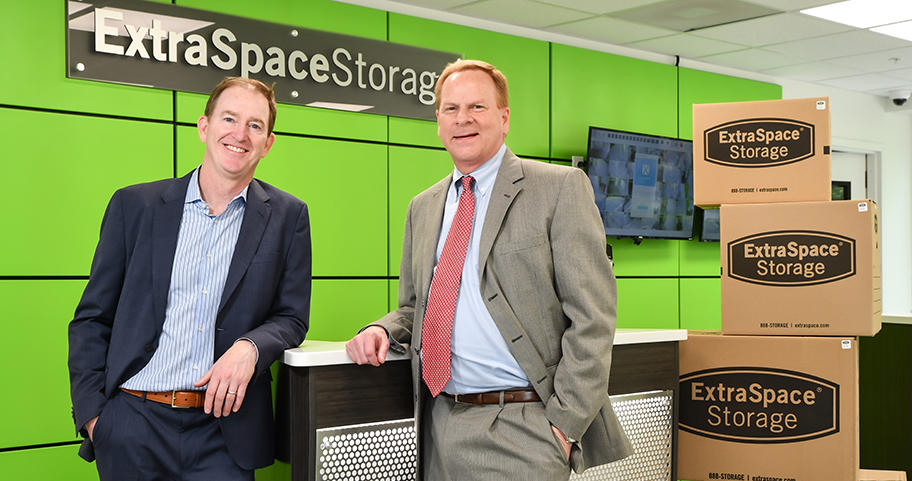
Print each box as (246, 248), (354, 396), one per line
(205, 77), (277, 135)
(435, 59), (508, 110)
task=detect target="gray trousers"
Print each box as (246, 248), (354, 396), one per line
(423, 394), (571, 481)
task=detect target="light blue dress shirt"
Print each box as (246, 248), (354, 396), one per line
(433, 144), (531, 394)
(121, 167), (247, 392)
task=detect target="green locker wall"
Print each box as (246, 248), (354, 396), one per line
(550, 43), (679, 160)
(388, 146), (455, 275)
(0, 446), (100, 481)
(0, 281), (87, 449)
(1, 111), (173, 277)
(0, 0), (783, 478)
(251, 136), (390, 278)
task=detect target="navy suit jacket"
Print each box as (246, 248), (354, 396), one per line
(68, 171), (311, 470)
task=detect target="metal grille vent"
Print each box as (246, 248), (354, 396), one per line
(571, 390), (674, 481)
(316, 418), (417, 481)
(313, 390), (672, 480)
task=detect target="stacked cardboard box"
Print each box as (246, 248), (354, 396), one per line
(693, 97), (832, 208)
(679, 97), (883, 481)
(679, 333), (858, 481)
(720, 199), (881, 337)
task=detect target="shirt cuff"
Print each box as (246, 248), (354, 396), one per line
(359, 325), (407, 354)
(235, 337), (259, 364)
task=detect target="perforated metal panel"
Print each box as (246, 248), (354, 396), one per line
(313, 390), (673, 481)
(572, 390), (674, 481)
(316, 418), (417, 481)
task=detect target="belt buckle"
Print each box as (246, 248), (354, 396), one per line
(170, 390), (190, 408)
(452, 394), (478, 405)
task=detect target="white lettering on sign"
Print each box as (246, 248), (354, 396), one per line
(90, 8), (441, 105)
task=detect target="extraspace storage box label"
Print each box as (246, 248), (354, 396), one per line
(693, 97), (832, 207)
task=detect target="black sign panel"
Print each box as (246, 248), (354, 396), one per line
(66, 0), (462, 120)
(704, 118), (815, 167)
(727, 230), (856, 287)
(680, 367), (839, 444)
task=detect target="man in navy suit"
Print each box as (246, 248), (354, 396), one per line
(68, 77), (311, 480)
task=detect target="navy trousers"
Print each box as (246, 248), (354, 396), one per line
(91, 391), (254, 481)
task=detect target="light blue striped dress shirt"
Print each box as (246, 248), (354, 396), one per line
(121, 168), (247, 392)
(434, 144), (531, 395)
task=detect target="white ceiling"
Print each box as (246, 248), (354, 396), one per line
(337, 0), (912, 103)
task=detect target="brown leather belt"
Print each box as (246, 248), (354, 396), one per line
(442, 389), (541, 405)
(121, 388), (206, 408)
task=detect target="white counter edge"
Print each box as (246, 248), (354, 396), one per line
(282, 328), (687, 368)
(884, 315), (912, 326)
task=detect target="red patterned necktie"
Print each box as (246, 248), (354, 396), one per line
(422, 175), (475, 397)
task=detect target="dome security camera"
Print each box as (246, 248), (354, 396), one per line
(889, 89), (911, 106)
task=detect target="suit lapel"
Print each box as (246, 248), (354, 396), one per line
(218, 179), (271, 317)
(413, 174), (451, 349)
(419, 176), (451, 276)
(478, 149), (524, 277)
(152, 175), (192, 326)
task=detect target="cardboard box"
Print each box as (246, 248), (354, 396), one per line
(693, 97), (832, 207)
(679, 333), (859, 481)
(721, 199), (882, 337)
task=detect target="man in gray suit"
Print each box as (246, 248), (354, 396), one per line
(346, 59), (632, 480)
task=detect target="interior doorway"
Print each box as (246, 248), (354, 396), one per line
(832, 150), (867, 200)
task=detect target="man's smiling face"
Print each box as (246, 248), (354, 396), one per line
(436, 69), (510, 174)
(198, 85), (275, 184)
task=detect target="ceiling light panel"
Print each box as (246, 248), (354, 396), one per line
(612, 0), (781, 32)
(872, 20), (912, 42)
(801, 0), (912, 29)
(535, 0), (661, 16)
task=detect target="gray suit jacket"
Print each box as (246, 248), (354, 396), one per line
(376, 148), (633, 473)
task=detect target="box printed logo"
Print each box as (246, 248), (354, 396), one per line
(727, 231), (856, 286)
(704, 118), (815, 167)
(679, 367), (839, 443)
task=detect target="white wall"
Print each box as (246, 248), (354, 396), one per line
(779, 79), (912, 319)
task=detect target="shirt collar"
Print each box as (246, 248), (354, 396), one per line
(185, 166), (250, 205)
(450, 143), (506, 198)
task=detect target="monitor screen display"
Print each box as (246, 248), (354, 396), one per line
(699, 207), (720, 242)
(584, 127), (695, 240)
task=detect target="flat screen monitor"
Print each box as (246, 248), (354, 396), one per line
(583, 127), (695, 241)
(699, 207), (720, 242)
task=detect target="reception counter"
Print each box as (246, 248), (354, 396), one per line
(276, 328), (686, 481)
